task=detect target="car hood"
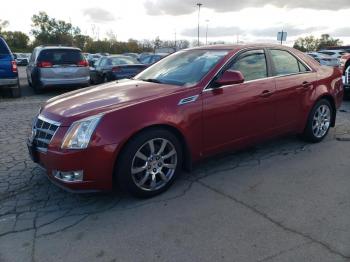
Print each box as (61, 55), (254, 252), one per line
(41, 79), (183, 126)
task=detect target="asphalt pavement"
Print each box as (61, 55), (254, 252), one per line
(0, 67), (350, 261)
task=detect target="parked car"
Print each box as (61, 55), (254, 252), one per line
(87, 53), (102, 66)
(26, 46), (90, 93)
(123, 53), (140, 60)
(139, 52), (153, 61)
(317, 49), (349, 60)
(306, 52), (339, 67)
(27, 44), (343, 197)
(339, 53), (350, 97)
(90, 55), (147, 84)
(139, 53), (167, 65)
(15, 53), (29, 66)
(0, 36), (20, 97)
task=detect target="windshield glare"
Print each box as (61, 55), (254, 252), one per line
(135, 50), (229, 86)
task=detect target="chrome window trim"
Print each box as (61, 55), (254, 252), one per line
(203, 71), (315, 92)
(202, 47), (314, 93)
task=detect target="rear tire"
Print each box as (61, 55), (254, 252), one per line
(31, 81), (43, 94)
(103, 75), (108, 83)
(10, 80), (21, 98)
(301, 99), (333, 143)
(115, 128), (183, 198)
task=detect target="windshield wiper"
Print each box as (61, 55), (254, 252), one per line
(140, 78), (163, 84)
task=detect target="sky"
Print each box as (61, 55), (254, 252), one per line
(1, 0), (350, 45)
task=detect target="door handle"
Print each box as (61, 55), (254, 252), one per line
(301, 81), (312, 88)
(259, 90), (273, 98)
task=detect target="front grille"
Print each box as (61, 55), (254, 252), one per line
(32, 116), (60, 151)
(346, 67), (350, 85)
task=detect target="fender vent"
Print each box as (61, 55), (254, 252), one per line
(178, 95), (199, 105)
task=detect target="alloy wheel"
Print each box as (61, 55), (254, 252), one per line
(312, 104), (331, 138)
(131, 138), (177, 191)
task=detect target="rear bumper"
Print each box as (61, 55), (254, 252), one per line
(0, 78), (18, 87)
(40, 76), (90, 87)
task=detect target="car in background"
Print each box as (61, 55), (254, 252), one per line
(123, 53), (140, 60)
(139, 53), (167, 65)
(27, 44), (343, 197)
(306, 52), (339, 67)
(26, 46), (90, 93)
(139, 52), (152, 61)
(15, 53), (29, 66)
(87, 53), (102, 66)
(0, 36), (20, 97)
(318, 49), (349, 60)
(90, 55), (147, 84)
(339, 53), (350, 98)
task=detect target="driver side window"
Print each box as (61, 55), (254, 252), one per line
(230, 50), (267, 81)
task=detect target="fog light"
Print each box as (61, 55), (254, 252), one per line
(53, 170), (83, 182)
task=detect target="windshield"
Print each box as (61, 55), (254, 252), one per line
(135, 50), (229, 86)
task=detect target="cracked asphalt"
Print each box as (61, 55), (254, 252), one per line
(1, 67), (350, 262)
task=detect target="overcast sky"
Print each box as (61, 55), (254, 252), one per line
(1, 0), (350, 45)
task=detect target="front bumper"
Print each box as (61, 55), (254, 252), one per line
(27, 140), (119, 192)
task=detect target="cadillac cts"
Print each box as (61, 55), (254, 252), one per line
(27, 44), (344, 197)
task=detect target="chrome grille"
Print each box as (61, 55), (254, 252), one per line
(32, 115), (60, 152)
(346, 67), (350, 85)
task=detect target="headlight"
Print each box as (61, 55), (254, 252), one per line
(61, 114), (103, 149)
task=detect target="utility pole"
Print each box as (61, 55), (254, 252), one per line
(196, 3), (202, 46)
(205, 19), (209, 45)
(281, 29), (283, 45)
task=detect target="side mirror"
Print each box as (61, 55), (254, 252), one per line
(215, 70), (244, 86)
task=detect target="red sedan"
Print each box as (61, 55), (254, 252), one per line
(27, 44), (344, 197)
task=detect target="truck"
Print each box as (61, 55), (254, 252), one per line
(0, 36), (20, 97)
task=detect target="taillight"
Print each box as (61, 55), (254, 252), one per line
(77, 60), (89, 67)
(11, 60), (17, 73)
(112, 66), (121, 72)
(37, 61), (53, 68)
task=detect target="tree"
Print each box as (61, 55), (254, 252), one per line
(0, 19), (9, 34)
(31, 12), (80, 46)
(73, 34), (93, 50)
(293, 34), (343, 52)
(293, 36), (319, 52)
(2, 31), (30, 52)
(177, 40), (190, 50)
(318, 34), (342, 50)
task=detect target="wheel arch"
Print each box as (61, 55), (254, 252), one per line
(315, 94), (337, 127)
(114, 124), (193, 181)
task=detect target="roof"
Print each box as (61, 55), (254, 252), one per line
(187, 43), (294, 51)
(35, 45), (81, 51)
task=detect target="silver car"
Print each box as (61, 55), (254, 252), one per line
(26, 46), (90, 93)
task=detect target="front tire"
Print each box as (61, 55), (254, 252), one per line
(116, 129), (183, 198)
(302, 99), (333, 143)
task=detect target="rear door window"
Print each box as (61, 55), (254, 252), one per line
(37, 49), (83, 65)
(270, 49), (309, 76)
(0, 38), (10, 55)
